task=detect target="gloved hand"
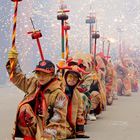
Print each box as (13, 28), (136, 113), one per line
(8, 48), (18, 59)
(76, 135), (90, 138)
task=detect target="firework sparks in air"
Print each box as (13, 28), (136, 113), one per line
(0, 0), (140, 76)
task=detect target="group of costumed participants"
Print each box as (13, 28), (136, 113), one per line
(7, 1), (139, 140)
(7, 48), (139, 140)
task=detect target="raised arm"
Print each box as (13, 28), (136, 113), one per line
(6, 48), (37, 94)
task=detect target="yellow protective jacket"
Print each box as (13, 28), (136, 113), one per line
(61, 79), (85, 136)
(6, 61), (70, 140)
(67, 88), (85, 135)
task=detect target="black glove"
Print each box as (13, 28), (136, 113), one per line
(76, 135), (90, 138)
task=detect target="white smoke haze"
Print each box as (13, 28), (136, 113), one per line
(0, 0), (140, 81)
(0, 1), (140, 139)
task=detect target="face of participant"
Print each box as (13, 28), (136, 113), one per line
(66, 73), (79, 86)
(35, 71), (54, 85)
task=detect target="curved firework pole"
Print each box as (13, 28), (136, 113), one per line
(86, 12), (95, 54)
(85, 0), (96, 54)
(27, 18), (44, 61)
(57, 0), (70, 76)
(10, 0), (22, 80)
(90, 15), (100, 69)
(64, 21), (70, 60)
(57, 0), (70, 60)
(106, 37), (116, 61)
(106, 40), (111, 61)
(101, 35), (106, 54)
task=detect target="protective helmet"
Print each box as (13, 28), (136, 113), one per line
(33, 60), (55, 74)
(57, 64), (89, 79)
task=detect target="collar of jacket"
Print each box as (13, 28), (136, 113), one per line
(37, 78), (58, 93)
(20, 78), (61, 107)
